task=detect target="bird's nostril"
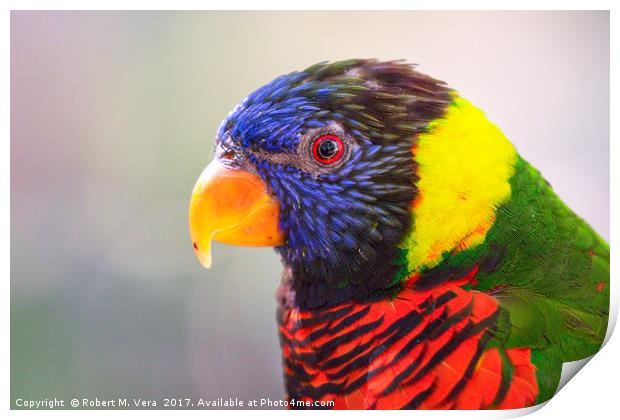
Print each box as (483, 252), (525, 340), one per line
(193, 242), (199, 250)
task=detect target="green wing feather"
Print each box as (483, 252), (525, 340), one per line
(483, 157), (609, 403)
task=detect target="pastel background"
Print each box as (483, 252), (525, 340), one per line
(11, 11), (609, 407)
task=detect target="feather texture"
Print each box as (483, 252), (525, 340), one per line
(210, 59), (609, 409)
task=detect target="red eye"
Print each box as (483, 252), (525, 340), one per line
(312, 134), (344, 164)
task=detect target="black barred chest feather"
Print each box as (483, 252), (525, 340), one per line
(275, 273), (539, 409)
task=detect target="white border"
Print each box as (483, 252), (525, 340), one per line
(4, 2), (617, 420)
(1, 0), (618, 10)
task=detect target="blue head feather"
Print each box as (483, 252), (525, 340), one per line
(215, 59), (451, 308)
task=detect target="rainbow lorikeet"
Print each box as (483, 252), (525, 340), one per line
(189, 59), (609, 409)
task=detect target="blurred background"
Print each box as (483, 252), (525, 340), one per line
(11, 11), (609, 408)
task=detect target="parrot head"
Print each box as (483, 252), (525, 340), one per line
(189, 59), (453, 308)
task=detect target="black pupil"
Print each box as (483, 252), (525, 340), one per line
(318, 139), (338, 159)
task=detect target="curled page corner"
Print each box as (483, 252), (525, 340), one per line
(556, 356), (595, 395)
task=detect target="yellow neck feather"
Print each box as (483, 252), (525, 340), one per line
(403, 95), (517, 272)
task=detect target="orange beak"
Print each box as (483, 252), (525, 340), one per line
(189, 160), (284, 268)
